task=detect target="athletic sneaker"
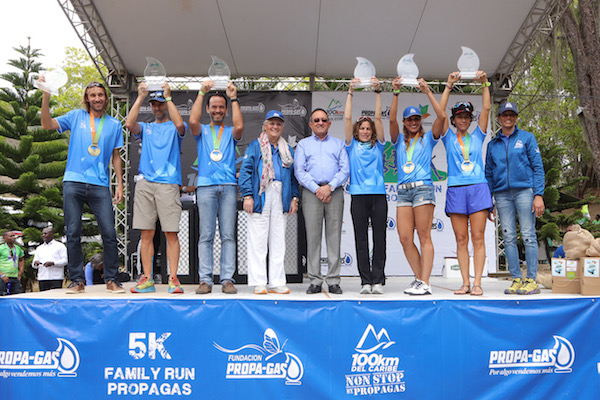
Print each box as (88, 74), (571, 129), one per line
(405, 280), (432, 295)
(360, 285), (372, 294)
(504, 278), (523, 294)
(371, 284), (384, 295)
(403, 278), (418, 294)
(268, 286), (290, 294)
(168, 277), (184, 294)
(131, 276), (155, 293)
(516, 278), (541, 295)
(254, 285), (268, 295)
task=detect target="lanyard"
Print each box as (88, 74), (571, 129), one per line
(406, 137), (416, 163)
(89, 113), (106, 147)
(210, 124), (225, 151)
(457, 133), (471, 163)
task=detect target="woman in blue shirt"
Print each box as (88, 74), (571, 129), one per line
(345, 77), (386, 294)
(390, 78), (446, 295)
(439, 70), (492, 296)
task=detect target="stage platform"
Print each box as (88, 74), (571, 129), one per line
(2, 277), (599, 399)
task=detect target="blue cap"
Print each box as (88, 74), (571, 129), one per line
(149, 91), (166, 103)
(498, 102), (519, 116)
(403, 106), (422, 119)
(265, 110), (284, 122)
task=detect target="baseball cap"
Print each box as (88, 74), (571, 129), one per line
(265, 110), (284, 122)
(498, 102), (519, 116)
(403, 106), (422, 119)
(451, 102), (474, 118)
(149, 91), (166, 103)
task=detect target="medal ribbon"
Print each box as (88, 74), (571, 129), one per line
(456, 133), (470, 163)
(211, 124), (225, 151)
(405, 137), (416, 164)
(89, 113), (106, 148)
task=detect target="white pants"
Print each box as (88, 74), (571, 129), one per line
(247, 181), (287, 287)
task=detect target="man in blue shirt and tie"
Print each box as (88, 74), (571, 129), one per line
(294, 109), (350, 294)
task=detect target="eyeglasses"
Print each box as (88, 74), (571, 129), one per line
(312, 118), (329, 123)
(357, 116), (372, 123)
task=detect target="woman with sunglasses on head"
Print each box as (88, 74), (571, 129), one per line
(439, 70), (492, 296)
(390, 77), (447, 295)
(345, 77), (386, 294)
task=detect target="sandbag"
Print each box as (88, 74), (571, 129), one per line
(586, 238), (600, 257)
(563, 226), (594, 259)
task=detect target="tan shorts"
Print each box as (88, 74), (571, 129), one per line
(132, 178), (182, 232)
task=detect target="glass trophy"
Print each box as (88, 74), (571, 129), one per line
(396, 54), (419, 87)
(208, 56), (231, 90)
(353, 57), (376, 88)
(457, 46), (480, 80)
(33, 66), (68, 96)
(144, 57), (166, 91)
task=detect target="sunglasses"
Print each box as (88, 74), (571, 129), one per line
(86, 82), (105, 89)
(312, 118), (329, 123)
(357, 116), (373, 123)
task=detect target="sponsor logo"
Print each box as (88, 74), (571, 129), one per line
(432, 218), (444, 232)
(214, 328), (304, 385)
(514, 140), (524, 149)
(488, 336), (575, 376)
(345, 325), (405, 396)
(279, 99), (307, 117)
(325, 99), (345, 121)
(342, 253), (353, 266)
(240, 102), (266, 114)
(361, 107), (390, 120)
(0, 338), (80, 378)
(386, 217), (396, 230)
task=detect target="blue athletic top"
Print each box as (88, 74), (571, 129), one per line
(136, 121), (187, 185)
(441, 125), (487, 187)
(394, 130), (437, 185)
(194, 123), (238, 186)
(346, 138), (385, 195)
(55, 109), (124, 187)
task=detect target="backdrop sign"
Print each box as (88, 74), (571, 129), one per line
(311, 91), (496, 276)
(0, 298), (597, 399)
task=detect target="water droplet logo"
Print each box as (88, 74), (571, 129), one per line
(386, 217), (396, 230)
(56, 338), (80, 377)
(553, 336), (575, 373)
(342, 253), (353, 266)
(284, 352), (304, 385)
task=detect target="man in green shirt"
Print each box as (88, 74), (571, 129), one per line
(0, 230), (25, 295)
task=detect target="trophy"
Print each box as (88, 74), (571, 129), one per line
(396, 54), (419, 87)
(33, 66), (68, 96)
(144, 57), (166, 91)
(353, 57), (376, 88)
(208, 56), (231, 90)
(457, 46), (480, 80)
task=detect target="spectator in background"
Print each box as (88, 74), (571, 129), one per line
(32, 227), (67, 291)
(0, 230), (24, 295)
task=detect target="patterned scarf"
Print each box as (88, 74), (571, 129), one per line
(259, 132), (293, 195)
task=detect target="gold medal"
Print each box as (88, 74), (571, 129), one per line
(461, 161), (474, 172)
(210, 150), (223, 162)
(403, 162), (415, 174)
(88, 145), (101, 156)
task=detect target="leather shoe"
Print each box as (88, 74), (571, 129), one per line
(306, 284), (322, 294)
(195, 282), (212, 294)
(222, 281), (238, 294)
(328, 284), (343, 294)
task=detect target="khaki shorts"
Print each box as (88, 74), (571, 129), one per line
(132, 178), (182, 232)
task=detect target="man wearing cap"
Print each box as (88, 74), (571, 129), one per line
(126, 82), (187, 294)
(295, 108), (350, 294)
(189, 80), (243, 294)
(32, 227), (67, 291)
(239, 111), (299, 294)
(40, 79), (125, 294)
(485, 101), (545, 295)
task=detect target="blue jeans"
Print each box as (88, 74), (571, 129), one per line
(63, 181), (119, 283)
(196, 185), (237, 284)
(494, 188), (538, 279)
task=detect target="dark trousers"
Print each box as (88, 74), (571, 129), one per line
(39, 280), (64, 291)
(0, 277), (23, 296)
(350, 194), (387, 285)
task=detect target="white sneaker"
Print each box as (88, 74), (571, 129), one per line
(405, 280), (432, 295)
(403, 278), (418, 294)
(372, 284), (384, 294)
(268, 286), (290, 294)
(360, 285), (372, 294)
(254, 285), (267, 294)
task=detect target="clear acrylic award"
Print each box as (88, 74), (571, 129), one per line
(144, 57), (166, 91)
(353, 57), (376, 88)
(33, 66), (68, 96)
(396, 54), (419, 87)
(208, 56), (231, 90)
(457, 46), (480, 80)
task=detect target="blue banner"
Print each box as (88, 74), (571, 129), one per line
(1, 298), (599, 399)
